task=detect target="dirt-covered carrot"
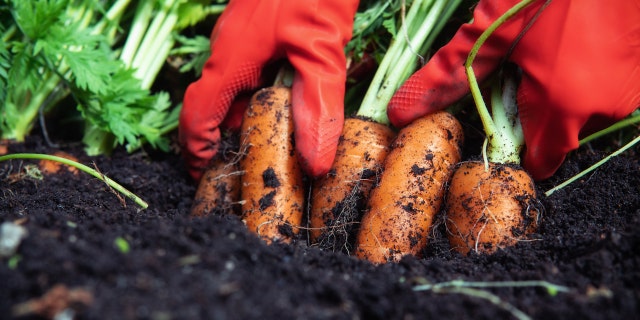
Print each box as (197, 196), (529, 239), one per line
(446, 1), (541, 255)
(190, 156), (242, 218)
(240, 86), (305, 243)
(190, 132), (243, 217)
(445, 161), (539, 254)
(354, 111), (464, 263)
(310, 0), (463, 250)
(309, 117), (395, 248)
(445, 75), (541, 254)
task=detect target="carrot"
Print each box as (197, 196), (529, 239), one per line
(446, 1), (541, 255)
(310, 0), (463, 251)
(38, 151), (79, 175)
(190, 132), (243, 217)
(354, 111), (464, 263)
(444, 84), (540, 255)
(239, 86), (305, 243)
(190, 156), (242, 218)
(445, 162), (539, 254)
(0, 140), (9, 156)
(309, 117), (395, 248)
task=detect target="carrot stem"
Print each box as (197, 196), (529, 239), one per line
(0, 153), (148, 209)
(356, 0), (462, 124)
(579, 111), (640, 146)
(487, 74), (524, 164)
(465, 0), (535, 165)
(273, 63), (294, 88)
(413, 279), (570, 295)
(545, 134), (640, 197)
(414, 279), (570, 320)
(546, 111), (640, 196)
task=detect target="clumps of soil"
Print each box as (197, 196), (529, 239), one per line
(259, 190), (277, 210)
(262, 167), (281, 188)
(1, 136), (639, 319)
(314, 187), (367, 254)
(313, 167), (382, 254)
(411, 163), (428, 175)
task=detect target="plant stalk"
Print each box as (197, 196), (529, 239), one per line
(545, 134), (640, 196)
(579, 112), (640, 145)
(0, 153), (148, 209)
(357, 0), (463, 124)
(465, 0), (536, 165)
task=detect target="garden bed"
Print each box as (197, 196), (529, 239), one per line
(1, 132), (638, 319)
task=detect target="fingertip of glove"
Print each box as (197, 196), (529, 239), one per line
(298, 153), (333, 179)
(189, 168), (205, 184)
(294, 136), (337, 179)
(522, 149), (565, 182)
(180, 150), (206, 183)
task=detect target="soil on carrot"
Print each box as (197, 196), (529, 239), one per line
(1, 133), (639, 320)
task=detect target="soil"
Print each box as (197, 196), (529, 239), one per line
(1, 129), (639, 319)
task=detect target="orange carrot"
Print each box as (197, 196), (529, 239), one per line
(190, 156), (242, 218)
(239, 86), (305, 243)
(311, 0), (462, 252)
(190, 132), (243, 218)
(309, 117), (395, 250)
(446, 11), (544, 255)
(38, 151), (79, 175)
(0, 140), (9, 156)
(445, 161), (540, 254)
(354, 111), (464, 263)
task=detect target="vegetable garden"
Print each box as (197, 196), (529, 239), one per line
(1, 0), (639, 319)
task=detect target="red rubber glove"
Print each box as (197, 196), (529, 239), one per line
(180, 0), (359, 181)
(388, 0), (640, 180)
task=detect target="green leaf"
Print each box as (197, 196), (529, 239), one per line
(172, 34), (211, 75)
(175, 1), (210, 30)
(0, 37), (9, 105)
(39, 23), (118, 94)
(11, 0), (68, 40)
(6, 42), (44, 96)
(175, 0), (228, 29)
(1, 0), (211, 152)
(345, 0), (402, 62)
(77, 66), (176, 155)
(381, 16), (398, 38)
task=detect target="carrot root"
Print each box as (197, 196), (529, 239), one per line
(239, 86), (305, 244)
(310, 117), (396, 251)
(354, 111), (464, 263)
(190, 157), (242, 218)
(445, 161), (541, 255)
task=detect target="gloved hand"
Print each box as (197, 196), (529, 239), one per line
(388, 0), (640, 180)
(180, 0), (359, 181)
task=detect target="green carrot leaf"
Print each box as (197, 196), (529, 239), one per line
(40, 24), (118, 94)
(175, 0), (226, 30)
(171, 34), (211, 75)
(10, 0), (67, 40)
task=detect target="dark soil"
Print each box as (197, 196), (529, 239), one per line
(1, 133), (639, 320)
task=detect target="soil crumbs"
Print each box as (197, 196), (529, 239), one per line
(1, 136), (639, 320)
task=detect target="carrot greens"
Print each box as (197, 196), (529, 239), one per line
(352, 0), (463, 125)
(0, 0), (226, 155)
(464, 0), (535, 165)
